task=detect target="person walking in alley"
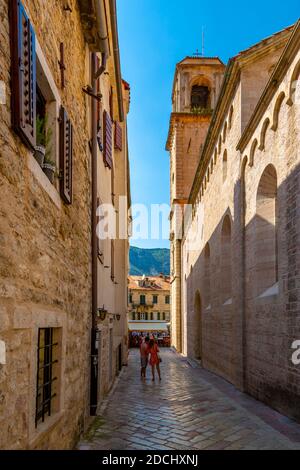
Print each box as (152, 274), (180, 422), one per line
(148, 338), (161, 381)
(140, 336), (150, 379)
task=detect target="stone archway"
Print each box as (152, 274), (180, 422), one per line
(194, 291), (202, 360)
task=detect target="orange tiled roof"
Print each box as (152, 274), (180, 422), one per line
(128, 275), (170, 291)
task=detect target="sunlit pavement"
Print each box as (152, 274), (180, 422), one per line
(78, 349), (300, 450)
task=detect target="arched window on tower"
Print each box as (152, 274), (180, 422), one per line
(191, 85), (210, 111)
(223, 150), (228, 183)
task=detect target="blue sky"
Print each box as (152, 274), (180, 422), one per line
(117, 0), (299, 249)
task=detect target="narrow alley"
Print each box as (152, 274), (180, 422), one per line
(79, 349), (300, 451)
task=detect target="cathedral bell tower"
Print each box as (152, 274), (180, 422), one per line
(166, 56), (225, 352)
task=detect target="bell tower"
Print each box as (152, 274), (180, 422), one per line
(166, 56), (225, 352)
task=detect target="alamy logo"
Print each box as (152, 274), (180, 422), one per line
(291, 340), (300, 365)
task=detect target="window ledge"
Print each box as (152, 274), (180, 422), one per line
(29, 410), (64, 449)
(28, 153), (61, 210)
(223, 298), (232, 306)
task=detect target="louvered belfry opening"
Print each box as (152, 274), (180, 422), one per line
(191, 85), (210, 110)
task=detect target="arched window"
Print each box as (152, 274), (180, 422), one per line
(228, 105), (234, 129)
(249, 139), (258, 167)
(204, 243), (211, 308)
(218, 135), (222, 154)
(191, 85), (210, 110)
(287, 59), (300, 105)
(256, 165), (278, 295)
(271, 92), (285, 131)
(223, 150), (228, 182)
(222, 121), (227, 143)
(214, 148), (218, 164)
(259, 118), (270, 151)
(221, 215), (232, 305)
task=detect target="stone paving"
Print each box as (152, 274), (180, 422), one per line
(78, 349), (300, 450)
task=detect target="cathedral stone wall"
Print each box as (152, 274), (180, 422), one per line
(171, 24), (300, 422)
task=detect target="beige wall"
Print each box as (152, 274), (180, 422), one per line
(168, 59), (225, 352)
(0, 0), (130, 449)
(181, 35), (300, 421)
(0, 0), (91, 449)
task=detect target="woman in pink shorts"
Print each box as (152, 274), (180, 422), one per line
(148, 338), (161, 381)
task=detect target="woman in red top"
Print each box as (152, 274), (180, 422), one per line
(148, 338), (161, 381)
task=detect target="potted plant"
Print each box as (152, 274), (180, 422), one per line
(34, 115), (47, 166)
(43, 154), (56, 184)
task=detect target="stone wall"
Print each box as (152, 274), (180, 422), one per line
(240, 48), (300, 420)
(0, 0), (92, 449)
(181, 28), (300, 421)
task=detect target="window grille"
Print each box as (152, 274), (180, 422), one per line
(35, 328), (58, 427)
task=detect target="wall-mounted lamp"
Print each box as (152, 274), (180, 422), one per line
(97, 305), (107, 321)
(112, 313), (121, 321)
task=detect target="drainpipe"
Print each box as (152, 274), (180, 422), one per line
(95, 0), (109, 56)
(109, 0), (124, 122)
(90, 0), (109, 416)
(90, 52), (99, 416)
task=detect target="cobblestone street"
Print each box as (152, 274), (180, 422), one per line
(79, 349), (300, 450)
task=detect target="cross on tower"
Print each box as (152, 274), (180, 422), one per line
(192, 28), (205, 57)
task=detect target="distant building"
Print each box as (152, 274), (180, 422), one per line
(128, 275), (171, 341)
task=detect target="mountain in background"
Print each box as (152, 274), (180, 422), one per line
(129, 246), (170, 276)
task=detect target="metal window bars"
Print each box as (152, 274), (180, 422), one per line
(35, 328), (58, 427)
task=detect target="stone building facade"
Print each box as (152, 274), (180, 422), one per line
(128, 275), (171, 322)
(167, 22), (300, 421)
(0, 0), (130, 449)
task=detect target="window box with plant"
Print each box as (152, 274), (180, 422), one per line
(10, 0), (73, 201)
(34, 115), (52, 164)
(35, 115), (56, 184)
(43, 155), (56, 184)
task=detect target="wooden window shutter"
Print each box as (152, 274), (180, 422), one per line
(103, 110), (113, 169)
(59, 106), (73, 204)
(114, 122), (122, 151)
(10, 0), (36, 149)
(96, 56), (103, 152)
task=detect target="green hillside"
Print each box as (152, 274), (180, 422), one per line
(129, 246), (170, 276)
